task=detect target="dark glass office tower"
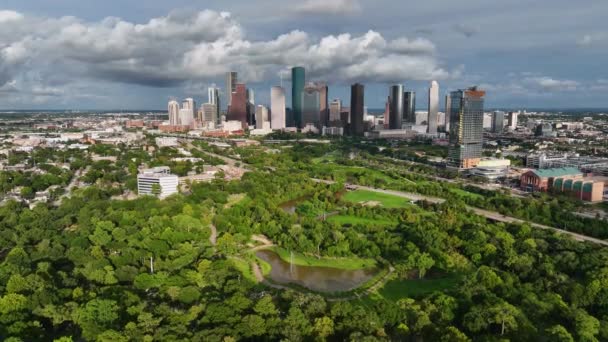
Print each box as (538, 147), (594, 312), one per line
(350, 83), (365, 135)
(291, 67), (305, 128)
(302, 83), (321, 128)
(403, 91), (416, 124)
(447, 87), (485, 169)
(389, 85), (404, 129)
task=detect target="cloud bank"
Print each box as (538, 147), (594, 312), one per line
(0, 8), (449, 104)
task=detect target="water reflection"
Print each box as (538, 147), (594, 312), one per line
(256, 250), (377, 292)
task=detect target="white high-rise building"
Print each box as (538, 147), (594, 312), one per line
(427, 80), (439, 134)
(137, 167), (179, 199)
(168, 100), (180, 125)
(329, 99), (342, 122)
(270, 86), (286, 130)
(179, 109), (193, 126)
(255, 105), (270, 129)
(179, 98), (195, 126)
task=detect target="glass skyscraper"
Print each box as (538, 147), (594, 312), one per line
(403, 91), (416, 124)
(350, 83), (365, 136)
(291, 67), (305, 128)
(389, 85), (404, 129)
(302, 83), (320, 128)
(447, 87), (485, 169)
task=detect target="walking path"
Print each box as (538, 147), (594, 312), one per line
(209, 224), (217, 246)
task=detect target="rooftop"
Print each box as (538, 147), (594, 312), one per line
(531, 167), (582, 178)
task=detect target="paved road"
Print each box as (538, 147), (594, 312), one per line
(313, 179), (608, 247)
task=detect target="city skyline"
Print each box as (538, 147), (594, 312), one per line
(1, 1), (608, 109)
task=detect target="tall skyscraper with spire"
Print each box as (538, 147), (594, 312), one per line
(447, 87), (486, 169)
(291, 66), (305, 128)
(428, 80), (439, 134)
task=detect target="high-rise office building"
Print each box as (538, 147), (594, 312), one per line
(208, 87), (220, 122)
(246, 88), (255, 126)
(316, 82), (329, 127)
(181, 98), (195, 125)
(291, 67), (305, 128)
(389, 85), (404, 129)
(447, 87), (486, 169)
(227, 83), (248, 128)
(271, 86), (286, 130)
(255, 105), (269, 129)
(179, 108), (194, 126)
(492, 110), (505, 133)
(508, 111), (519, 130)
(226, 72), (237, 106)
(428, 81), (439, 134)
(200, 103), (217, 124)
(247, 89), (255, 105)
(444, 94), (451, 131)
(168, 100), (180, 125)
(404, 91), (416, 124)
(302, 83), (320, 128)
(329, 99), (342, 124)
(350, 83), (365, 136)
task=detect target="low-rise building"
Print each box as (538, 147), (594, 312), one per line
(520, 167), (583, 192)
(137, 167), (179, 199)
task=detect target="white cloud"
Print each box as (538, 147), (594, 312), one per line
(0, 10), (23, 23)
(524, 77), (580, 91)
(293, 0), (362, 15)
(0, 9), (449, 95)
(577, 33), (608, 47)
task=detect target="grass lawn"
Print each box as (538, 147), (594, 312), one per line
(224, 193), (247, 208)
(377, 273), (463, 301)
(229, 257), (258, 283)
(448, 188), (484, 200)
(342, 190), (412, 208)
(270, 247), (376, 270)
(327, 215), (397, 226)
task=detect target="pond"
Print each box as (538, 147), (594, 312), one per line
(278, 195), (310, 214)
(256, 249), (378, 292)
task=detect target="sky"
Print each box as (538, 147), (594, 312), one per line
(0, 0), (607, 110)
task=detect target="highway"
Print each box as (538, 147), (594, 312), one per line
(313, 179), (608, 247)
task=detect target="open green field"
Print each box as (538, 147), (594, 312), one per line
(375, 273), (462, 301)
(342, 190), (412, 208)
(448, 188), (484, 200)
(270, 247), (376, 270)
(327, 215), (397, 226)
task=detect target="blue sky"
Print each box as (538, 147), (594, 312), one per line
(0, 0), (607, 110)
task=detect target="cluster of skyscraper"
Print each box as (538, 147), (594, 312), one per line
(167, 67), (492, 170)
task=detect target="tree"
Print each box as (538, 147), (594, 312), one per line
(313, 316), (335, 340)
(546, 325), (574, 342)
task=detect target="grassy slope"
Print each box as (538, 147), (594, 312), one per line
(270, 246), (377, 270)
(327, 215), (397, 226)
(342, 190), (412, 208)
